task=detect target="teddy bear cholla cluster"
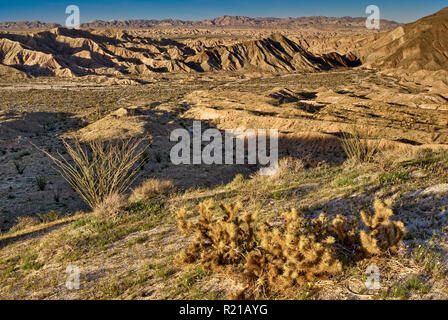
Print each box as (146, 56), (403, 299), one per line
(176, 198), (405, 299)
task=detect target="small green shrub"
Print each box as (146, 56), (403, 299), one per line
(154, 152), (162, 163)
(35, 175), (47, 191)
(37, 210), (62, 223)
(20, 252), (43, 271)
(378, 170), (409, 185)
(14, 161), (26, 174)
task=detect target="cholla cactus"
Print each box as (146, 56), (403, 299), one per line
(176, 198), (405, 299)
(176, 200), (256, 271)
(359, 199), (406, 255)
(240, 209), (342, 298)
(328, 214), (359, 246)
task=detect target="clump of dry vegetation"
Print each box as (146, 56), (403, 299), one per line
(176, 198), (406, 299)
(9, 216), (41, 233)
(341, 126), (381, 163)
(93, 193), (128, 218)
(39, 137), (149, 209)
(328, 214), (359, 246)
(239, 209), (341, 299)
(271, 156), (305, 179)
(176, 201), (256, 271)
(360, 199), (406, 256)
(129, 178), (177, 202)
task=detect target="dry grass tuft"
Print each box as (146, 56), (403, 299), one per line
(9, 216), (41, 233)
(129, 178), (176, 202)
(93, 193), (127, 218)
(274, 156), (305, 177)
(39, 137), (149, 209)
(341, 126), (380, 163)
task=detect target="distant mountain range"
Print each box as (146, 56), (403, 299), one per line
(0, 21), (61, 30)
(0, 15), (401, 30)
(0, 8), (446, 90)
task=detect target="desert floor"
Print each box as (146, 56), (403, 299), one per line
(0, 67), (447, 299)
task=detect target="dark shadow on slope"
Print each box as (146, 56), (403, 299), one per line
(0, 110), (84, 231)
(0, 111), (77, 140)
(336, 90), (370, 100)
(395, 138), (423, 146)
(10, 64), (55, 76)
(0, 219), (74, 248)
(295, 102), (326, 114)
(1, 104), (349, 231)
(304, 187), (448, 265)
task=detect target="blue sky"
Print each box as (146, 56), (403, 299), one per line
(0, 0), (446, 23)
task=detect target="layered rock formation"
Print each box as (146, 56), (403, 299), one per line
(0, 28), (359, 77)
(186, 33), (359, 72)
(357, 7), (448, 87)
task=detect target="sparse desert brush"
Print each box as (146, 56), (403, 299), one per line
(395, 147), (447, 168)
(359, 199), (406, 256)
(94, 193), (127, 218)
(9, 216), (41, 233)
(14, 160), (26, 174)
(176, 198), (406, 299)
(35, 175), (47, 191)
(274, 156), (304, 177)
(375, 146), (441, 169)
(129, 178), (176, 202)
(253, 157), (304, 185)
(38, 137), (149, 209)
(412, 245), (447, 280)
(37, 210), (62, 223)
(226, 174), (246, 189)
(341, 126), (380, 163)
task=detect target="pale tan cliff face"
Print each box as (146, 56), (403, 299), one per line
(0, 27), (363, 79)
(356, 7), (448, 87)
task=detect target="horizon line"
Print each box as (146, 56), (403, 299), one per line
(0, 14), (403, 25)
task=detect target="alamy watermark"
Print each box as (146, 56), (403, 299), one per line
(366, 5), (380, 30)
(365, 265), (380, 290)
(65, 5), (80, 29)
(170, 121), (279, 175)
(65, 265), (80, 290)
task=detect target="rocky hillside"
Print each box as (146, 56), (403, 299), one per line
(0, 28), (359, 77)
(358, 7), (448, 87)
(185, 33), (360, 72)
(1, 9), (446, 89)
